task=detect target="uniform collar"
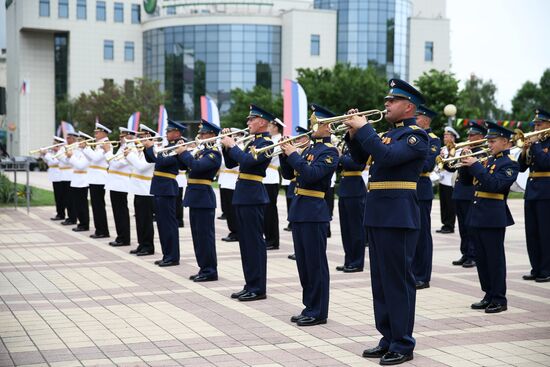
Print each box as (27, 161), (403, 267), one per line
(424, 127), (432, 133)
(495, 149), (510, 158)
(314, 137), (332, 144)
(394, 117), (417, 128)
(254, 132), (270, 139)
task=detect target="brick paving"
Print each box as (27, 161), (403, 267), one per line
(1, 186), (550, 366)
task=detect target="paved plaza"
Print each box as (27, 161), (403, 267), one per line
(1, 175), (550, 366)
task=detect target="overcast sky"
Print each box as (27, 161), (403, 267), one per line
(447, 0), (550, 112)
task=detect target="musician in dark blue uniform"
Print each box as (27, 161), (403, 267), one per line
(143, 120), (186, 267)
(461, 121), (519, 313)
(450, 121), (488, 268)
(220, 105), (274, 301)
(176, 120), (222, 282)
(412, 105), (441, 289)
(518, 108), (550, 283)
(280, 104), (338, 326)
(345, 79), (428, 365)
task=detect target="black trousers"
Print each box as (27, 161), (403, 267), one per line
(89, 184), (109, 236)
(134, 195), (154, 253)
(52, 181), (66, 218)
(455, 199), (475, 260)
(473, 227), (507, 305)
(325, 187), (335, 236)
(220, 188), (238, 235)
(61, 181), (76, 222)
(176, 187), (184, 226)
(438, 184), (456, 230)
(110, 190), (130, 245)
(263, 183), (279, 248)
(72, 186), (89, 228)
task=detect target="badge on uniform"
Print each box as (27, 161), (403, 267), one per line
(407, 135), (418, 145)
(505, 168), (513, 177)
(307, 154), (314, 162)
(431, 145), (437, 152)
(325, 156), (333, 164)
(208, 153), (215, 159)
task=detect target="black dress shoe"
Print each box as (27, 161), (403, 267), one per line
(362, 345), (388, 358)
(238, 292), (266, 302)
(380, 351), (413, 365)
(217, 214), (226, 220)
(221, 235), (238, 242)
(109, 242), (129, 247)
(154, 260), (163, 265)
(129, 249), (139, 254)
(343, 266), (363, 273)
(136, 251), (154, 256)
(336, 265), (345, 271)
(415, 281), (430, 289)
(296, 316), (327, 326)
(50, 216), (65, 221)
(194, 274), (218, 282)
(72, 227), (89, 232)
(158, 260), (179, 267)
(452, 256), (466, 266)
(290, 314), (305, 323)
(178, 222), (184, 228)
(266, 245), (279, 250)
(436, 228), (454, 234)
(462, 259), (476, 268)
(288, 254), (296, 260)
(231, 289), (248, 299)
(61, 220), (76, 225)
(535, 275), (550, 283)
(283, 226), (292, 232)
(522, 273), (536, 280)
(90, 233), (109, 239)
(485, 303), (507, 313)
(471, 299), (490, 309)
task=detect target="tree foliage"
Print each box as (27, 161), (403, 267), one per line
(457, 74), (507, 122)
(511, 68), (550, 121)
(56, 78), (167, 138)
(220, 85), (283, 129)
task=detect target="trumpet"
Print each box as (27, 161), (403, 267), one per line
(310, 109), (386, 134)
(250, 132), (312, 159)
(154, 140), (196, 157)
(53, 138), (95, 158)
(29, 142), (66, 154)
(513, 127), (550, 148)
(86, 140), (120, 148)
(124, 136), (164, 144)
(235, 134), (254, 145)
(198, 127), (249, 145)
(437, 148), (490, 169)
(446, 138), (488, 158)
(106, 145), (145, 162)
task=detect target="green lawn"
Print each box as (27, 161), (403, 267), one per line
(0, 181), (55, 207)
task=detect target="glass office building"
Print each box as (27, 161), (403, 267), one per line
(144, 24), (282, 120)
(314, 0), (412, 79)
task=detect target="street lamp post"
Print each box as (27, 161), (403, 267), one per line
(443, 104), (457, 128)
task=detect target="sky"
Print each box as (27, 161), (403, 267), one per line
(447, 0), (550, 112)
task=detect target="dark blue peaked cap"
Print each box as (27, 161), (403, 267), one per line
(167, 120), (187, 133)
(248, 104), (276, 123)
(295, 126), (309, 134)
(467, 120), (487, 135)
(485, 121), (513, 139)
(416, 105), (437, 119)
(310, 104), (336, 118)
(386, 78), (425, 107)
(534, 108), (550, 122)
(199, 119), (221, 134)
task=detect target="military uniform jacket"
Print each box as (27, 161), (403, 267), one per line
(178, 147), (222, 209)
(280, 137), (339, 222)
(43, 152), (62, 182)
(338, 151), (367, 198)
(57, 149), (74, 182)
(82, 137), (109, 185)
(467, 150), (519, 228)
(218, 154), (239, 190)
(105, 145), (132, 193)
(452, 146), (487, 201)
(126, 150), (154, 196)
(417, 128), (441, 201)
(518, 138), (550, 200)
(223, 132), (272, 205)
(68, 149), (90, 188)
(144, 143), (183, 196)
(346, 118), (429, 229)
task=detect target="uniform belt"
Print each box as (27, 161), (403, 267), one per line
(420, 172), (431, 177)
(221, 169), (239, 174)
(529, 172), (550, 178)
(131, 174), (152, 181)
(49, 164), (59, 168)
(341, 171), (362, 177)
(295, 188), (325, 198)
(238, 173), (263, 182)
(188, 178), (213, 185)
(154, 171), (177, 179)
(475, 191), (504, 200)
(109, 170), (131, 177)
(59, 167), (71, 170)
(73, 170), (87, 174)
(368, 181), (417, 190)
(267, 164), (279, 170)
(89, 165), (108, 171)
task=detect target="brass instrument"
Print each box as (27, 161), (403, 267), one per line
(445, 138), (488, 158)
(155, 140), (195, 157)
(235, 134), (254, 145)
(125, 136), (163, 144)
(29, 142), (66, 154)
(53, 138), (95, 158)
(250, 132), (312, 159)
(438, 147), (490, 169)
(86, 140), (120, 148)
(310, 109), (386, 134)
(197, 127), (249, 145)
(513, 127), (550, 148)
(106, 145), (145, 162)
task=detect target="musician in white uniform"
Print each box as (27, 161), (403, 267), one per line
(66, 132), (91, 232)
(437, 126), (460, 234)
(41, 136), (65, 221)
(58, 132), (78, 226)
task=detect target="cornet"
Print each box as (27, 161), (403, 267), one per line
(29, 142), (66, 155)
(250, 132), (312, 159)
(86, 140), (120, 148)
(53, 138), (95, 158)
(437, 148), (490, 169)
(513, 127), (550, 148)
(310, 109), (386, 134)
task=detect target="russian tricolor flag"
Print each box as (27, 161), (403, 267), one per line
(283, 79), (308, 136)
(200, 95), (220, 127)
(157, 105), (168, 137)
(127, 112), (141, 132)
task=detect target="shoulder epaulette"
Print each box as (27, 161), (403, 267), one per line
(508, 154), (517, 162)
(409, 125), (421, 130)
(264, 137), (272, 141)
(324, 143), (334, 148)
(429, 132), (438, 139)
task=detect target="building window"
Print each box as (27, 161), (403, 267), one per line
(58, 0), (68, 18)
(96, 1), (106, 21)
(167, 6), (176, 15)
(104, 40), (114, 60)
(114, 2), (124, 23)
(125, 42), (134, 61)
(77, 0), (86, 19)
(131, 4), (140, 23)
(310, 34), (320, 56)
(424, 41), (434, 62)
(39, 0), (50, 16)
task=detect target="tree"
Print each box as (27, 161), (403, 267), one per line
(511, 68), (550, 121)
(58, 78), (167, 137)
(414, 69), (459, 137)
(221, 85), (283, 129)
(457, 74), (507, 122)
